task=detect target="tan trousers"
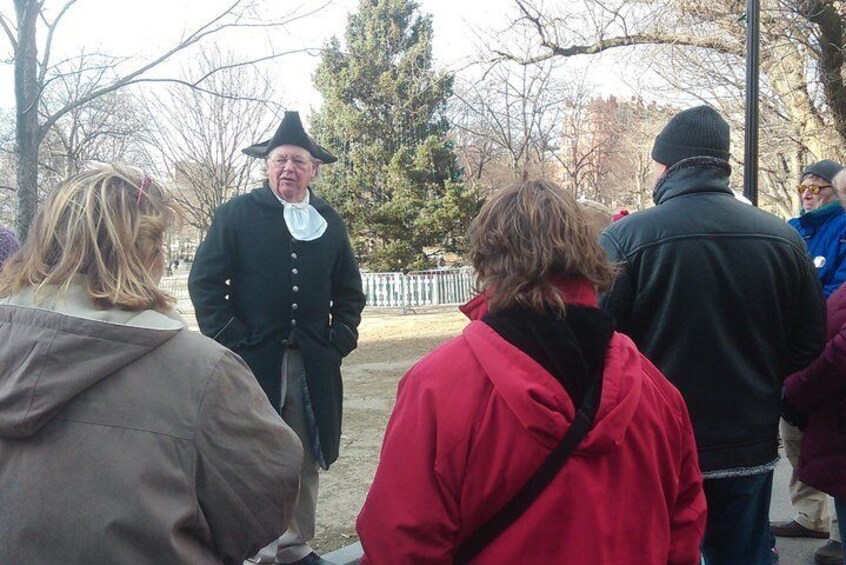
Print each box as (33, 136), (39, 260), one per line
(251, 349), (320, 564)
(781, 418), (840, 542)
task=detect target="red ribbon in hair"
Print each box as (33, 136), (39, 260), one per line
(137, 175), (152, 206)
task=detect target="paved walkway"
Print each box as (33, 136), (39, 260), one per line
(770, 452), (835, 565)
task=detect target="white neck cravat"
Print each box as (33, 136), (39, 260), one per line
(277, 191), (328, 241)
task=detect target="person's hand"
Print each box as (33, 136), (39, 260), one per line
(781, 387), (808, 430)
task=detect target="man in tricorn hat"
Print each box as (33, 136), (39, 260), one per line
(189, 111), (366, 565)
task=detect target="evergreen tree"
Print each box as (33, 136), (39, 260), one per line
(312, 0), (480, 271)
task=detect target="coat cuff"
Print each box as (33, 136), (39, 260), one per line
(331, 322), (358, 357)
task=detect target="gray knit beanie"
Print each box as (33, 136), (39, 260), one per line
(801, 159), (844, 183)
(651, 105), (731, 166)
(0, 227), (21, 267)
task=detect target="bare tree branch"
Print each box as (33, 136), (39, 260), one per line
(493, 31), (743, 65)
(141, 47), (279, 234)
(491, 0), (846, 215)
(39, 60), (122, 95)
(798, 0), (846, 145)
(38, 0), (81, 86)
(0, 11), (17, 50)
(38, 1), (332, 138)
(9, 0), (333, 239)
(174, 48), (321, 89)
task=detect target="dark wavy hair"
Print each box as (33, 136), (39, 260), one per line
(468, 179), (617, 314)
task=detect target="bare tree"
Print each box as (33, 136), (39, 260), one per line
(142, 48), (278, 235)
(555, 84), (618, 199)
(0, 0), (330, 239)
(450, 48), (668, 208)
(451, 48), (580, 192)
(496, 0), (846, 216)
(555, 94), (681, 208)
(36, 55), (150, 187)
(585, 98), (680, 209)
(0, 111), (15, 227)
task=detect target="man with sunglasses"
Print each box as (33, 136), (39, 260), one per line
(189, 111), (366, 565)
(772, 159), (846, 564)
(788, 159), (846, 299)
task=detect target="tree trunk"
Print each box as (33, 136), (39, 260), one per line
(14, 0), (41, 241)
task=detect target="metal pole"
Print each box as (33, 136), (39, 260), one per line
(744, 0), (760, 206)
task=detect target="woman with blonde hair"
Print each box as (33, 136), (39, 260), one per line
(0, 165), (303, 564)
(357, 179), (706, 564)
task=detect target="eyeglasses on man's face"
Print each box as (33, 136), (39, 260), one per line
(796, 183), (833, 195)
(267, 155), (314, 169)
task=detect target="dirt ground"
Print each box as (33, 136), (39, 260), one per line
(310, 306), (469, 554)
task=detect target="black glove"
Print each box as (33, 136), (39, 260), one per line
(781, 386), (808, 430)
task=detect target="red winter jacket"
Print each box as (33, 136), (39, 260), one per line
(784, 282), (846, 498)
(357, 281), (705, 564)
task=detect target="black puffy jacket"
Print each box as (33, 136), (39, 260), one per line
(600, 157), (825, 474)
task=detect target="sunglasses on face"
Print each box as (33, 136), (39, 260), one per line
(797, 184), (833, 195)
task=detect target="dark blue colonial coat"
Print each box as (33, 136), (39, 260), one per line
(188, 183), (365, 467)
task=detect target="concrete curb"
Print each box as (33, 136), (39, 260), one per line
(323, 541), (362, 565)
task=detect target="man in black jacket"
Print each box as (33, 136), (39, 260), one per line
(189, 111), (366, 565)
(600, 106), (825, 565)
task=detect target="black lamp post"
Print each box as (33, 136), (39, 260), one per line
(743, 0), (760, 206)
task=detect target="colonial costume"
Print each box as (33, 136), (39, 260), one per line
(189, 112), (365, 565)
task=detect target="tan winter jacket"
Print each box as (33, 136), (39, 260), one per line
(0, 283), (303, 564)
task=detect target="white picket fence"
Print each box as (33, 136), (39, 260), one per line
(361, 267), (476, 308)
(160, 273), (191, 304)
(159, 267), (477, 311)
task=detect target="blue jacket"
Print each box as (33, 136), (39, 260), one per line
(788, 203), (846, 298)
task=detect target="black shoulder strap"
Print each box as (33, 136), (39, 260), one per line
(453, 370), (603, 564)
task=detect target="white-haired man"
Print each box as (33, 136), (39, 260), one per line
(190, 111), (366, 565)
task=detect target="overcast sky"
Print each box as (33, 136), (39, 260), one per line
(0, 0), (553, 113)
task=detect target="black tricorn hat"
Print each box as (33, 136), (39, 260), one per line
(242, 111), (337, 164)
